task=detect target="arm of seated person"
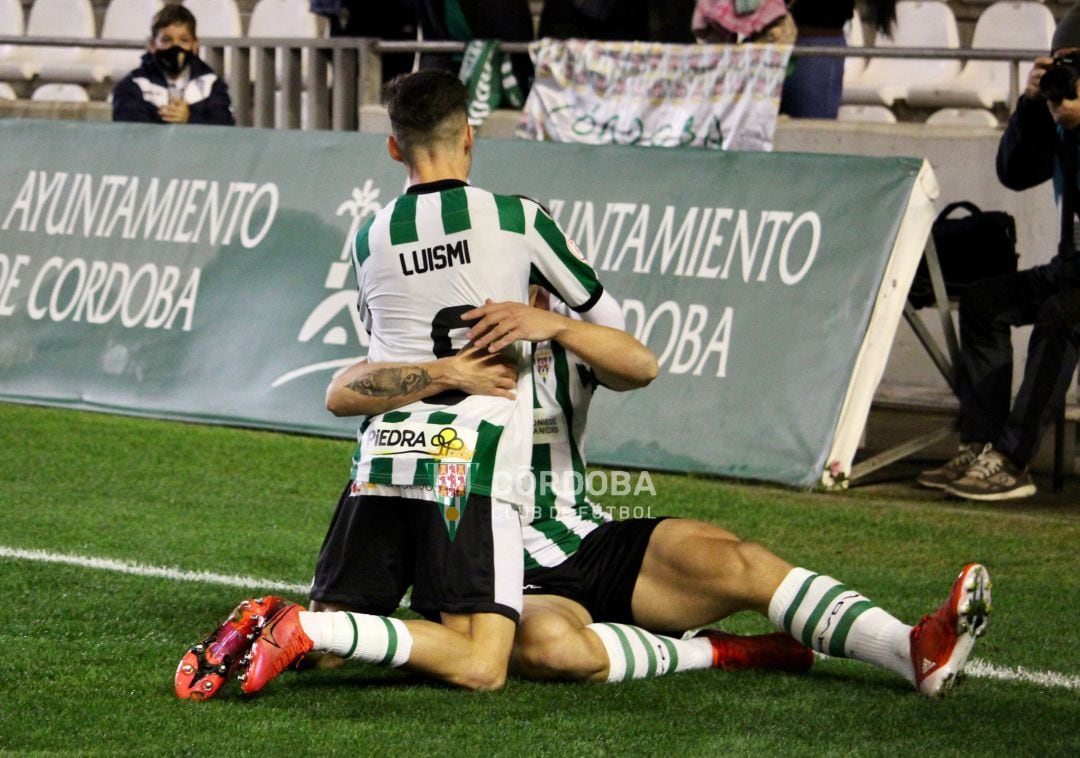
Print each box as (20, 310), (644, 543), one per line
(997, 57), (1058, 191)
(188, 79), (236, 126)
(112, 79), (158, 123)
(325, 346), (518, 417)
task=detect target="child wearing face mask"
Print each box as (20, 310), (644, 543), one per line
(112, 5), (235, 125)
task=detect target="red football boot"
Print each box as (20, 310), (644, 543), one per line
(910, 563), (992, 697)
(238, 603), (314, 695)
(696, 630), (815, 672)
(175, 596), (284, 700)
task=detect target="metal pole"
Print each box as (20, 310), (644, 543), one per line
(282, 46), (302, 130)
(308, 47), (330, 130)
(231, 45), (251, 127)
(252, 45), (274, 129)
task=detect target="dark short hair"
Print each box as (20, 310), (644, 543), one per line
(151, 5), (197, 38)
(381, 70), (468, 160)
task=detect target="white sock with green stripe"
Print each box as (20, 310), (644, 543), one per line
(768, 568), (913, 681)
(587, 623), (713, 682)
(298, 611), (413, 667)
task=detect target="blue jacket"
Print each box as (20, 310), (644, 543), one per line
(112, 52), (235, 125)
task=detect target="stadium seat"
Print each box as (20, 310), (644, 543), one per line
(248, 0), (318, 84)
(837, 104), (898, 123)
(0, 0), (25, 77)
(906, 2), (1055, 109)
(0, 80), (16, 98)
(926, 107), (1000, 126)
(842, 1), (962, 106)
(31, 82), (90, 101)
(183, 0), (243, 38)
(183, 0), (243, 81)
(98, 0), (163, 82)
(843, 9), (866, 89)
(4, 0), (102, 82)
(248, 0), (320, 127)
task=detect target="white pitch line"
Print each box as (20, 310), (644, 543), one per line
(0, 545), (311, 595)
(963, 658), (1080, 691)
(1, 545), (1077, 691)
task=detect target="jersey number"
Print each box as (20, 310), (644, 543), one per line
(425, 305), (477, 405)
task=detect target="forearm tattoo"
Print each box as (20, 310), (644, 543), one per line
(346, 366), (431, 398)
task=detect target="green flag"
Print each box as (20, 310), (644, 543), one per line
(459, 40), (523, 130)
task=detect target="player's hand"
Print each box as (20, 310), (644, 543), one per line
(444, 344), (517, 399)
(463, 299), (569, 352)
(160, 96), (190, 123)
(1025, 56), (1054, 100)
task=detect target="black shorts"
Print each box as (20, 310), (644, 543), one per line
(522, 517), (666, 624)
(310, 482), (523, 622)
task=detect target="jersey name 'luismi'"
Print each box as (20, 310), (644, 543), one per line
(350, 181), (603, 508)
(398, 239), (471, 276)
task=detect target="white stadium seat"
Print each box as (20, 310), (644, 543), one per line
(0, 80), (17, 99)
(183, 0), (243, 38)
(248, 0), (319, 127)
(7, 0), (101, 83)
(97, 0), (163, 82)
(248, 0), (318, 84)
(926, 107), (1000, 126)
(0, 0), (25, 77)
(31, 82), (90, 101)
(842, 1), (962, 106)
(907, 2), (1055, 109)
(843, 9), (866, 89)
(183, 0), (243, 80)
(837, 104), (898, 123)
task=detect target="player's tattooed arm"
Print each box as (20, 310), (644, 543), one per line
(345, 366), (431, 398)
(326, 351), (515, 418)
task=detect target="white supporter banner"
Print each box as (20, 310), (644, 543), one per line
(517, 39), (791, 152)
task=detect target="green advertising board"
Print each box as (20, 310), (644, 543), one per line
(0, 120), (935, 488)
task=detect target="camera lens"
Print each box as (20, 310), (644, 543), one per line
(1041, 61), (1080, 102)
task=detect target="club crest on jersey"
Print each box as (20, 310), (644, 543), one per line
(427, 461), (474, 540)
(534, 343), (553, 380)
(399, 239), (472, 276)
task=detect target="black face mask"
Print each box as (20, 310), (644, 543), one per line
(153, 46), (189, 76)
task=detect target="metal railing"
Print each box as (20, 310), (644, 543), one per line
(0, 35), (1051, 129)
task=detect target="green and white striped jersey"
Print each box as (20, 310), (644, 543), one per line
(350, 180), (603, 508)
(521, 307), (613, 570)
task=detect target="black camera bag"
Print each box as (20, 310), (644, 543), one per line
(908, 201), (1019, 308)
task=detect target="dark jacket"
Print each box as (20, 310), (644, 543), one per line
(112, 51), (234, 125)
(309, 0), (342, 15)
(789, 0), (856, 29)
(997, 94), (1080, 269)
(997, 94), (1059, 192)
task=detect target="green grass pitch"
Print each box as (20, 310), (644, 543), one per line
(0, 403), (1077, 755)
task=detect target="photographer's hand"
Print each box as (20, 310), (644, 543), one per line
(1026, 56), (1054, 100)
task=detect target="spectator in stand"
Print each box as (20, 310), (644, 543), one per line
(692, 0), (796, 45)
(112, 5), (233, 125)
(780, 0), (897, 119)
(309, 1), (418, 82)
(540, 0), (696, 43)
(416, 0), (535, 97)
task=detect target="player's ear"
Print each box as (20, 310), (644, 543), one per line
(386, 135), (405, 164)
(463, 123), (474, 155)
